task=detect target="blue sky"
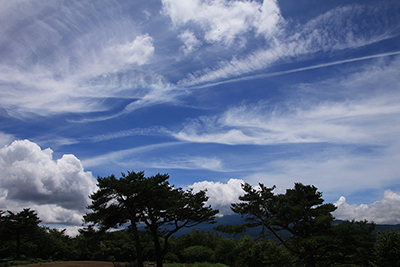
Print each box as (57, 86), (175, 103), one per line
(1, 0), (400, 235)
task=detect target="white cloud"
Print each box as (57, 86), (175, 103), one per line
(173, 56), (400, 210)
(103, 34), (155, 69)
(243, 145), (400, 201)
(81, 142), (179, 167)
(89, 126), (163, 143)
(189, 178), (245, 215)
(0, 1), (162, 118)
(0, 33), (155, 118)
(162, 0), (283, 45)
(179, 30), (201, 54)
(334, 190), (400, 224)
(293, 5), (400, 52)
(177, 4), (400, 87)
(173, 56), (400, 146)
(0, 140), (97, 228)
(173, 96), (400, 146)
(1, 1), (398, 119)
(152, 156), (224, 172)
(82, 141), (225, 172)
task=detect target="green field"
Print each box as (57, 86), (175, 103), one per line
(10, 261), (228, 267)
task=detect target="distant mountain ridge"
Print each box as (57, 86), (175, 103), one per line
(157, 214), (400, 239)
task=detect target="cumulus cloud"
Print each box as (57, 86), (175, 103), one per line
(162, 0), (283, 45)
(0, 140), (97, 231)
(179, 30), (201, 54)
(189, 179), (245, 215)
(103, 34), (155, 69)
(334, 190), (400, 224)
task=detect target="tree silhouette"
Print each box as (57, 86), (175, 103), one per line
(1, 208), (41, 259)
(217, 183), (375, 266)
(85, 171), (218, 267)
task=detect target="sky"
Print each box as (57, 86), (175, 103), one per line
(1, 0), (400, 236)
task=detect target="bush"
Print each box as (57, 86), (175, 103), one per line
(233, 236), (292, 267)
(214, 238), (236, 266)
(164, 252), (180, 263)
(181, 245), (215, 263)
(375, 229), (400, 267)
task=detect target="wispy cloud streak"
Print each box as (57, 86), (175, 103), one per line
(187, 51), (400, 89)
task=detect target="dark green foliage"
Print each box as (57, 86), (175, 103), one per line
(168, 229), (228, 264)
(172, 229), (222, 252)
(73, 225), (137, 262)
(73, 225), (103, 260)
(217, 182), (376, 267)
(181, 245), (215, 263)
(167, 227), (292, 267)
(84, 171), (218, 267)
(1, 181), (396, 267)
(323, 220), (376, 266)
(35, 227), (78, 261)
(0, 209), (80, 261)
(375, 229), (400, 267)
(213, 238), (236, 265)
(232, 236), (293, 267)
(0, 208), (41, 259)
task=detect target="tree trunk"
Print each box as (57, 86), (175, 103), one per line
(130, 220), (144, 267)
(150, 226), (163, 267)
(16, 232), (21, 259)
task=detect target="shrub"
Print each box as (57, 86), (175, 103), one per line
(182, 245), (215, 263)
(375, 229), (400, 267)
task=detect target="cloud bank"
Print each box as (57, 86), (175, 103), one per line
(0, 140), (97, 232)
(334, 190), (400, 224)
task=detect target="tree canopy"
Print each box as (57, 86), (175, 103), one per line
(0, 208), (41, 259)
(217, 182), (376, 267)
(84, 171), (219, 267)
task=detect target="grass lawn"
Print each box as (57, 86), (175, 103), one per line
(13, 262), (115, 267)
(12, 262), (229, 267)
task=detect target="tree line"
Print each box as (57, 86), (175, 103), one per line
(1, 171), (400, 266)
